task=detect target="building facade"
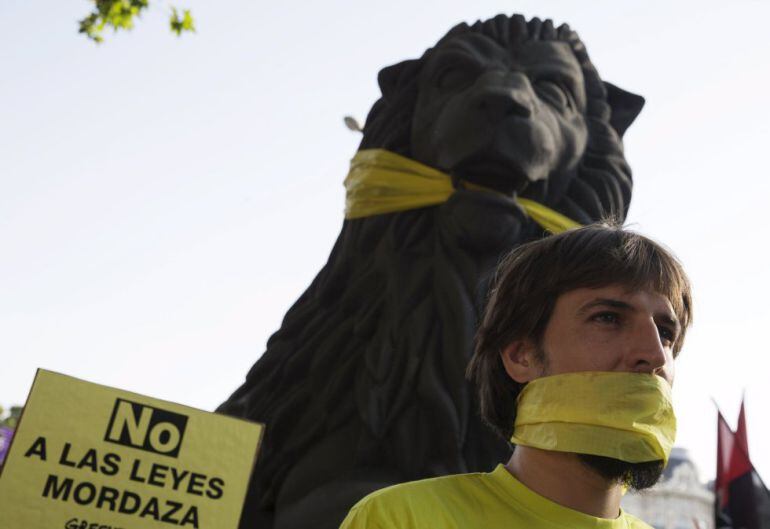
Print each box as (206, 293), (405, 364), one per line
(621, 447), (714, 529)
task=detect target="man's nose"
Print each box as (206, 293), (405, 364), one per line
(627, 318), (669, 377)
(476, 71), (535, 121)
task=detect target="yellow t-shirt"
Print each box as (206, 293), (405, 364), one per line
(339, 465), (651, 529)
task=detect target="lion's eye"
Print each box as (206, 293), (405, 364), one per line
(534, 80), (572, 112)
(435, 60), (479, 91)
(437, 68), (468, 90)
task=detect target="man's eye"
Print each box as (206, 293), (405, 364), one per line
(591, 312), (620, 325)
(657, 326), (675, 344)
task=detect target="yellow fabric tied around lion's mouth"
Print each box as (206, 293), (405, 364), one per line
(510, 372), (677, 465)
(344, 149), (581, 234)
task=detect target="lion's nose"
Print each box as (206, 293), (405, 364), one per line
(477, 72), (534, 121)
(477, 70), (535, 123)
(480, 88), (532, 120)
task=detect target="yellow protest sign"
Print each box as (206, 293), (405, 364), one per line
(0, 369), (264, 529)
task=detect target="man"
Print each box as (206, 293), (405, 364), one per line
(339, 223), (692, 528)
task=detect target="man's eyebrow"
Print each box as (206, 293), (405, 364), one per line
(577, 298), (633, 314)
(578, 297), (682, 330)
(656, 313), (681, 332)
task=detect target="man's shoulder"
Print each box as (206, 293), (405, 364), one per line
(376, 470), (490, 499)
(621, 510), (656, 529)
(356, 470), (493, 510)
(340, 471), (494, 529)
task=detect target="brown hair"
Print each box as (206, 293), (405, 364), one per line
(466, 222), (693, 439)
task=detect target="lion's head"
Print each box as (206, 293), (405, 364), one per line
(359, 14), (644, 222)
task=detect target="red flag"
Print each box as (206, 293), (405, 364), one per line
(716, 411), (752, 506)
(715, 399), (770, 529)
(736, 399), (749, 459)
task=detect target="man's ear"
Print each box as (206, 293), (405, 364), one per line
(500, 340), (540, 383)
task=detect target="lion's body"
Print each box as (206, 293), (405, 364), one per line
(223, 194), (534, 528)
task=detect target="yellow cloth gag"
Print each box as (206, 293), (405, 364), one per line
(510, 372), (676, 464)
(344, 149), (581, 234)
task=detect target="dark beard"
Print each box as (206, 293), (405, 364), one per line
(532, 350), (666, 491)
(535, 345), (665, 490)
(579, 454), (665, 491)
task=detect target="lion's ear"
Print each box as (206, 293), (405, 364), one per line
(377, 59), (420, 99)
(603, 82), (645, 138)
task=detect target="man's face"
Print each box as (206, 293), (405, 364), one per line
(541, 284), (680, 489)
(538, 284), (679, 384)
(502, 283), (681, 489)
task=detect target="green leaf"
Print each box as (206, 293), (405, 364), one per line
(170, 7), (195, 36)
(79, 1), (193, 43)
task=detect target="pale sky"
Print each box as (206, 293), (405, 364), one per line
(2, 0), (770, 483)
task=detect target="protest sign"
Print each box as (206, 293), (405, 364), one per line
(0, 369), (263, 529)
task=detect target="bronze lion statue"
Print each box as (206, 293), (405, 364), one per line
(219, 13), (645, 529)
